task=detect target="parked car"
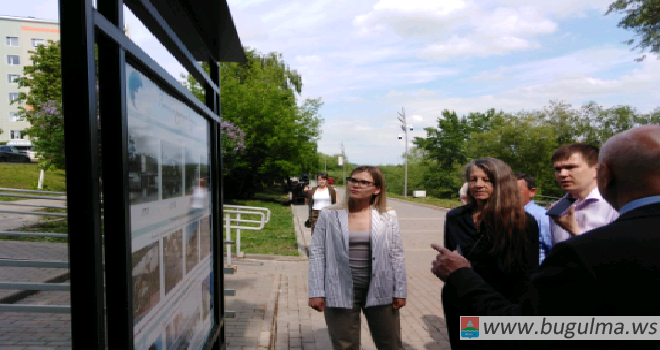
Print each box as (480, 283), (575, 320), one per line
(11, 145), (37, 162)
(0, 146), (31, 163)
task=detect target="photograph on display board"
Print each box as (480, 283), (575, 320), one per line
(132, 241), (161, 326)
(185, 222), (199, 274)
(165, 313), (183, 350)
(184, 148), (199, 196)
(128, 134), (160, 205)
(164, 229), (184, 295)
(161, 140), (183, 199)
(199, 216), (211, 260)
(166, 308), (201, 350)
(202, 274), (211, 321)
(146, 335), (163, 350)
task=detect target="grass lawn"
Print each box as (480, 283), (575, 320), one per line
(1, 207), (69, 243)
(226, 189), (298, 257)
(387, 193), (462, 209)
(0, 163), (66, 200)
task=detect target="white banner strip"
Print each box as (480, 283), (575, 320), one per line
(459, 316), (660, 340)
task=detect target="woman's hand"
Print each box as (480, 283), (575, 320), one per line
(309, 297), (325, 312)
(392, 298), (406, 310)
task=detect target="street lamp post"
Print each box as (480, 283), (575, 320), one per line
(340, 142), (346, 187)
(397, 107), (412, 198)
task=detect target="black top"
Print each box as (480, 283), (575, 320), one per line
(444, 204), (539, 301)
(442, 203), (660, 350)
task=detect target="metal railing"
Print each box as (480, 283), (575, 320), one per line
(223, 206), (270, 266)
(0, 188), (271, 315)
(223, 205), (271, 259)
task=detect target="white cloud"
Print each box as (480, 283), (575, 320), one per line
(412, 115), (424, 122)
(296, 55), (322, 63)
(382, 48), (660, 116)
(421, 36), (539, 60)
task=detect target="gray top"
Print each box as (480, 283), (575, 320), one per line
(349, 229), (371, 286)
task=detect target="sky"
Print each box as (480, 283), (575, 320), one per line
(6, 0), (660, 166)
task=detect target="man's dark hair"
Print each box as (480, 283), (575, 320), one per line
(551, 143), (599, 167)
(514, 172), (536, 190)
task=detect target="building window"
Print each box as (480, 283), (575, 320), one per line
(9, 112), (19, 122)
(10, 130), (23, 139)
(7, 74), (20, 83)
(6, 37), (19, 47)
(9, 93), (19, 103)
(31, 38), (45, 47)
(7, 55), (20, 66)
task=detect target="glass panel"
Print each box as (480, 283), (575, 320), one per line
(126, 64), (213, 350)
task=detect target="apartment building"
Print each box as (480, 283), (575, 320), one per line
(0, 15), (59, 144)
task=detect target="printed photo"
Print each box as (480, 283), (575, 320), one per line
(202, 274), (212, 321)
(166, 307), (200, 350)
(164, 229), (184, 295)
(185, 148), (200, 196)
(185, 222), (199, 274)
(145, 335), (163, 350)
(161, 140), (183, 199)
(128, 134), (160, 205)
(199, 216), (211, 260)
(132, 241), (161, 326)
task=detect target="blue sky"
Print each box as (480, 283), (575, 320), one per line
(6, 0), (660, 166)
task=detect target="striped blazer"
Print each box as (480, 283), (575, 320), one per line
(308, 205), (407, 308)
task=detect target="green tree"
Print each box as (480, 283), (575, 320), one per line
(606, 0), (660, 61)
(467, 112), (560, 197)
(181, 48), (323, 198)
(11, 40), (64, 170)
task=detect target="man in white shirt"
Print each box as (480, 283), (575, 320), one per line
(549, 143), (619, 247)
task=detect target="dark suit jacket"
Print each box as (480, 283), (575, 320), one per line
(443, 203), (660, 349)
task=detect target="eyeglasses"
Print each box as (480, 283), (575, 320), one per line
(346, 177), (375, 188)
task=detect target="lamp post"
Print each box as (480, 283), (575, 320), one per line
(340, 142), (345, 187)
(397, 107), (412, 198)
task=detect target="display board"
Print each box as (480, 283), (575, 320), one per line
(126, 64), (213, 350)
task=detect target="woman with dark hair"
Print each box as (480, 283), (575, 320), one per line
(442, 158), (539, 349)
(308, 166), (407, 350)
(306, 173), (338, 234)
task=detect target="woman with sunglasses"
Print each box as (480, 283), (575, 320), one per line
(308, 166), (407, 350)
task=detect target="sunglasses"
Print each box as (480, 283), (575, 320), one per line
(346, 177), (375, 188)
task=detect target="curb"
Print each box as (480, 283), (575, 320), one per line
(387, 197), (454, 212)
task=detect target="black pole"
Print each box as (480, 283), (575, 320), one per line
(60, 0), (106, 348)
(208, 61), (225, 350)
(97, 0), (133, 348)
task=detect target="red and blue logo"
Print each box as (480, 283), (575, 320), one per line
(460, 317), (479, 339)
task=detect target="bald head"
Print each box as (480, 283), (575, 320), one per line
(599, 125), (660, 209)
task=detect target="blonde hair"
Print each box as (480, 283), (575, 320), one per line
(328, 166), (388, 213)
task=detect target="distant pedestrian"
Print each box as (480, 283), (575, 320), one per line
(442, 158), (538, 350)
(515, 173), (552, 264)
(459, 182), (469, 205)
(306, 173), (338, 234)
(309, 166), (407, 350)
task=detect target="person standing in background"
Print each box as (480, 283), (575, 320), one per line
(459, 182), (469, 205)
(549, 144), (618, 245)
(306, 173), (338, 234)
(515, 173), (552, 265)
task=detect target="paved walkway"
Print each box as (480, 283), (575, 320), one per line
(0, 192), (453, 350)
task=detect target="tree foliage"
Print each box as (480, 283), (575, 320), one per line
(11, 40), (64, 170)
(606, 0), (660, 61)
(410, 100), (660, 199)
(181, 48), (323, 198)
